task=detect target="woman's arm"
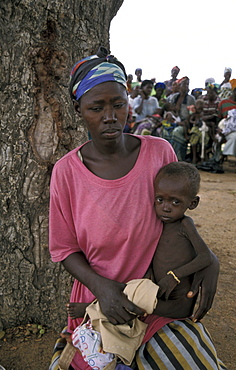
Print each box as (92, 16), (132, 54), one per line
(62, 252), (145, 324)
(187, 251), (219, 321)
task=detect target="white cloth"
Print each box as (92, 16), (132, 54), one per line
(133, 96), (159, 121)
(223, 131), (236, 156)
(72, 279), (159, 368)
(71, 320), (115, 370)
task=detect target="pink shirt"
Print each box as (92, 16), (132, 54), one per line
(49, 135), (177, 369)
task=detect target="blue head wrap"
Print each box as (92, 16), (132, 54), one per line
(154, 82), (166, 90)
(69, 47), (127, 101)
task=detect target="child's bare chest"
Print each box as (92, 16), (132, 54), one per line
(153, 223), (196, 276)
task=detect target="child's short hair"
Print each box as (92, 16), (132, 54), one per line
(156, 162), (200, 198)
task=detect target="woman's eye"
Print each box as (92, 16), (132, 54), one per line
(114, 102), (125, 109)
(156, 197), (162, 203)
(90, 107), (102, 112)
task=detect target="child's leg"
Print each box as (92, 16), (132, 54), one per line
(66, 302), (89, 319)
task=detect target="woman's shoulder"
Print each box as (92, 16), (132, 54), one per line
(52, 142), (88, 173)
(135, 134), (172, 147)
(131, 134), (176, 160)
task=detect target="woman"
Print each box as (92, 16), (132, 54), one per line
(49, 48), (221, 370)
(217, 79), (236, 158)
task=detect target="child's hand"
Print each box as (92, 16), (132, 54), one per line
(157, 275), (178, 300)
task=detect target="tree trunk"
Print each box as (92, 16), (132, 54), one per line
(0, 0), (123, 330)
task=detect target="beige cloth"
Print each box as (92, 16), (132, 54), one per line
(86, 278), (159, 366)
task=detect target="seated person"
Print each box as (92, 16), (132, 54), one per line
(133, 80), (161, 121)
(153, 82), (167, 109)
(169, 77), (196, 160)
(65, 162), (225, 370)
(217, 79), (236, 159)
(188, 100), (211, 164)
(160, 105), (179, 145)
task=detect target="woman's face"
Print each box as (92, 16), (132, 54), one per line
(75, 82), (129, 145)
(180, 79), (189, 94)
(207, 88), (217, 101)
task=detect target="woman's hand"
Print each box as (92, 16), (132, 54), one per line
(187, 252), (219, 321)
(62, 252), (145, 325)
(94, 277), (145, 325)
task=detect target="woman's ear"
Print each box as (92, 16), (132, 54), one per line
(73, 101), (82, 117)
(188, 196), (200, 210)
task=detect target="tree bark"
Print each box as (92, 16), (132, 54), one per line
(0, 0), (123, 330)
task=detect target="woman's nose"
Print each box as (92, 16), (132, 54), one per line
(103, 109), (117, 123)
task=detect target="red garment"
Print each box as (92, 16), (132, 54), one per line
(49, 135), (177, 369)
(218, 98), (236, 119)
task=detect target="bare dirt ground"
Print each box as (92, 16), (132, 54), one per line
(0, 159), (235, 370)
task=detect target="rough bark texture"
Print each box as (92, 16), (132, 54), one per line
(0, 0), (123, 330)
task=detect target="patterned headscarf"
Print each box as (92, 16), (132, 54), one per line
(207, 83), (221, 94)
(69, 47), (127, 101)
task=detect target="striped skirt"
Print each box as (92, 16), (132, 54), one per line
(133, 319), (227, 370)
(49, 320), (227, 370)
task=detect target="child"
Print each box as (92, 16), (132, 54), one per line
(152, 161), (212, 317)
(160, 103), (180, 144)
(63, 162), (220, 370)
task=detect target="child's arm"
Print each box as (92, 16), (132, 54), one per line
(157, 216), (213, 300)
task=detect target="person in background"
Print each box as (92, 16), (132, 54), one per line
(128, 85), (139, 121)
(218, 79), (236, 119)
(217, 79), (236, 159)
(169, 77), (195, 160)
(160, 107), (178, 145)
(202, 83), (221, 142)
(166, 80), (180, 102)
(131, 67), (142, 89)
(48, 47), (220, 370)
(133, 79), (161, 121)
(132, 114), (162, 136)
(188, 100), (210, 164)
(205, 77), (215, 89)
(191, 88), (203, 100)
(219, 67), (232, 100)
(126, 74), (133, 93)
(164, 66), (180, 97)
(153, 82), (167, 109)
(150, 77), (157, 95)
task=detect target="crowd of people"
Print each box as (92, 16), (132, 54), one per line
(125, 66), (236, 165)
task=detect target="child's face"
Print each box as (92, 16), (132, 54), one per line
(195, 102), (204, 113)
(154, 175), (194, 223)
(165, 113), (175, 122)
